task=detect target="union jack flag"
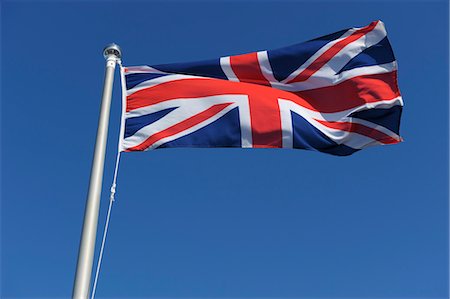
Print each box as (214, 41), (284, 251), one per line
(120, 20), (403, 156)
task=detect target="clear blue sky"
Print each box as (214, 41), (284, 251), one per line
(1, 0), (449, 298)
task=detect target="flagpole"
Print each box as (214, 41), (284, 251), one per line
(72, 43), (122, 299)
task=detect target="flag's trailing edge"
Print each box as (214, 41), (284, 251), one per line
(119, 20), (403, 156)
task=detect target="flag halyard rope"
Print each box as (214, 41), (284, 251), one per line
(90, 149), (121, 299)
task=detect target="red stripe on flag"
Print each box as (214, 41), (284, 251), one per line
(247, 93), (282, 148)
(315, 119), (400, 144)
(292, 71), (400, 113)
(287, 21), (379, 84)
(127, 71), (399, 114)
(127, 78), (237, 112)
(126, 103), (233, 151)
(229, 52), (281, 146)
(230, 52), (271, 87)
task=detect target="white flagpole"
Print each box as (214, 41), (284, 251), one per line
(72, 44), (122, 299)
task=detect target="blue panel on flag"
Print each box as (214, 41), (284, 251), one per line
(158, 107), (241, 149)
(291, 111), (358, 156)
(268, 29), (347, 82)
(126, 73), (169, 90)
(152, 59), (227, 80)
(338, 37), (395, 74)
(124, 107), (177, 138)
(350, 106), (402, 135)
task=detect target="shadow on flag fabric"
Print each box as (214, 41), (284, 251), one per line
(120, 20), (403, 156)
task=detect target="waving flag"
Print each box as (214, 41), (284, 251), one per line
(120, 20), (402, 156)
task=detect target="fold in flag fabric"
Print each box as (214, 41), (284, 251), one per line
(120, 20), (403, 156)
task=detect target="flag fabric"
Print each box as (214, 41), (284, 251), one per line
(120, 20), (403, 156)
